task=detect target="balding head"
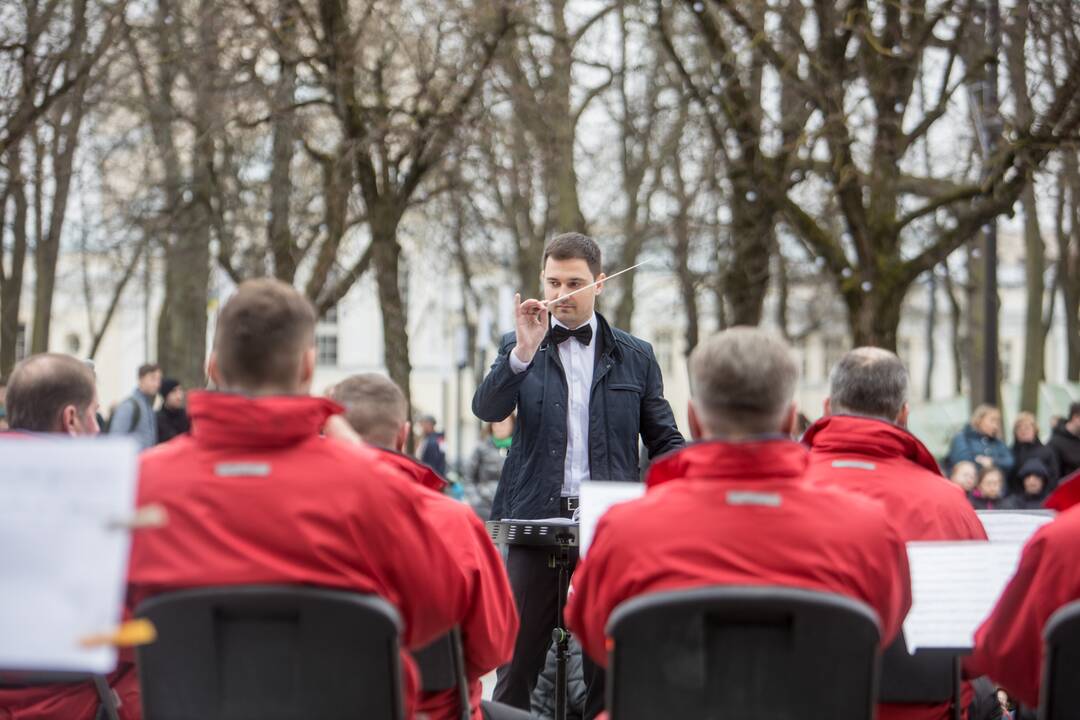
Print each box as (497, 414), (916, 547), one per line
(6, 354), (100, 435)
(688, 326), (799, 439)
(827, 347), (909, 425)
(329, 373), (410, 451)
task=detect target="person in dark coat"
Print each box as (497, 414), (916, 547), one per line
(417, 414), (448, 476)
(945, 405), (1014, 476)
(1047, 402), (1080, 479)
(1009, 412), (1059, 494)
(969, 466), (1007, 510)
(155, 377), (190, 444)
(1002, 459), (1050, 510)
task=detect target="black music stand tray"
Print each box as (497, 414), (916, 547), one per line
(488, 520), (579, 720)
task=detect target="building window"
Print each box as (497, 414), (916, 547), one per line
(1000, 340), (1013, 384)
(654, 329), (674, 375)
(321, 305), (338, 323)
(316, 333), (338, 366)
(66, 333), (82, 355)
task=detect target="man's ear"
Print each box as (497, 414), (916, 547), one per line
(298, 346), (316, 390)
(395, 421), (411, 453)
(60, 405), (78, 436)
(780, 402), (798, 438)
(688, 401), (705, 441)
(207, 352), (223, 388)
(593, 273), (607, 295)
(895, 402), (910, 428)
(823, 397), (832, 417)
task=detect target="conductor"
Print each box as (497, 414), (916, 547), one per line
(473, 232), (685, 713)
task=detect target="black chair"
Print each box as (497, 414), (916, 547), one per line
(1040, 599), (1080, 720)
(878, 635), (961, 720)
(605, 585), (881, 720)
(135, 585), (404, 720)
(413, 628), (470, 720)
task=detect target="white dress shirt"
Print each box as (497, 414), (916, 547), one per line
(509, 313), (597, 497)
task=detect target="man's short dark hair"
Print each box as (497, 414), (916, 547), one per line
(6, 354), (96, 432)
(214, 279), (317, 390)
(330, 374), (407, 449)
(1070, 402), (1080, 421)
(829, 347), (908, 422)
(542, 233), (602, 278)
(138, 363), (161, 379)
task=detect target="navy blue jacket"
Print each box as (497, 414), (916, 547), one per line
(472, 313), (685, 520)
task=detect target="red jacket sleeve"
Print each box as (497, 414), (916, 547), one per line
(872, 520), (914, 647)
(966, 529), (1061, 708)
(566, 515), (622, 667)
(455, 507), (519, 679)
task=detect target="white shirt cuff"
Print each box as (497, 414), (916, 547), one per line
(509, 348), (531, 374)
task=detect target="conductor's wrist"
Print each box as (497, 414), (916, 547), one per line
(511, 344), (536, 369)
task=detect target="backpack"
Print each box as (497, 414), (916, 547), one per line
(104, 396), (142, 433)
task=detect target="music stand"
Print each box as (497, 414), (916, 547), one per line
(488, 520), (579, 720)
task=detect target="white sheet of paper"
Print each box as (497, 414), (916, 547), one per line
(903, 541), (1023, 653)
(976, 510), (1055, 544)
(579, 482), (644, 558)
(0, 437), (139, 673)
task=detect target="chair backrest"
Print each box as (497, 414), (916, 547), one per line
(878, 634), (955, 704)
(1041, 600), (1080, 720)
(606, 585), (881, 720)
(414, 628), (470, 720)
(135, 585), (404, 720)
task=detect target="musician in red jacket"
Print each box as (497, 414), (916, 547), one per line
(566, 327), (912, 677)
(329, 373), (527, 720)
(802, 347), (987, 720)
(966, 506), (1080, 709)
(121, 279), (482, 719)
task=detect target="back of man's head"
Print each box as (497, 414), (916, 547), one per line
(827, 347), (909, 424)
(688, 326), (799, 438)
(329, 374), (408, 450)
(211, 279), (317, 394)
(6, 353), (98, 433)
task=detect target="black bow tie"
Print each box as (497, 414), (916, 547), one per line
(550, 323), (593, 346)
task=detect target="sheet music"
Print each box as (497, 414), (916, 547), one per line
(976, 510), (1055, 544)
(0, 437), (138, 673)
(903, 541), (1023, 653)
(579, 482), (644, 557)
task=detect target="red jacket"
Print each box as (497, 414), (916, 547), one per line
(804, 415), (986, 720)
(966, 506), (1080, 707)
(120, 392), (481, 719)
(565, 439), (912, 669)
(374, 448), (518, 720)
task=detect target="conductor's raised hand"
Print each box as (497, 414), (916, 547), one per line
(512, 292), (548, 365)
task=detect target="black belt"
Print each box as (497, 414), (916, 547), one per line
(560, 496), (579, 514)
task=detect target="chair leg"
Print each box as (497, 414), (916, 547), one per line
(93, 675), (121, 720)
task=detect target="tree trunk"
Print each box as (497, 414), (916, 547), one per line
(1, 149), (29, 377)
(941, 263), (965, 396)
(845, 282), (903, 351)
(924, 271), (937, 401)
(157, 0), (215, 387)
(268, 0), (298, 282)
(967, 239), (988, 407)
(1063, 154), (1080, 381)
(725, 176), (774, 326)
(1019, 180), (1045, 413)
(370, 210), (413, 425)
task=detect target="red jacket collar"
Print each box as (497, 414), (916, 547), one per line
(187, 391), (343, 448)
(372, 446), (449, 492)
(646, 438), (808, 489)
(802, 415), (942, 475)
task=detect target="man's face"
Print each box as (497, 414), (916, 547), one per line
(165, 386), (185, 409)
(541, 257), (604, 331)
(140, 370), (162, 396)
(1023, 474), (1045, 495)
(1015, 421), (1036, 443)
(421, 420), (435, 435)
(976, 411), (1001, 438)
(68, 394), (100, 436)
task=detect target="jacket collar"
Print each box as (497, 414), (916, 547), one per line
(188, 391), (343, 449)
(371, 445), (448, 492)
(802, 414), (942, 475)
(645, 437), (808, 489)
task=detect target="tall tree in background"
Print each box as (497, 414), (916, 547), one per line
(683, 0), (1080, 349)
(316, 0), (510, 412)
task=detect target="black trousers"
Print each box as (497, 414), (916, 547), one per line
(481, 699), (534, 719)
(493, 531), (606, 719)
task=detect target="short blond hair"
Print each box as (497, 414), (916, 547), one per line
(689, 326), (798, 436)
